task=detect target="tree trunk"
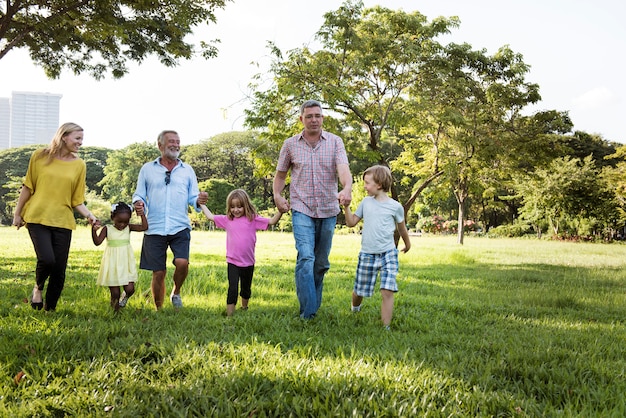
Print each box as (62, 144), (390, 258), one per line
(457, 197), (466, 245)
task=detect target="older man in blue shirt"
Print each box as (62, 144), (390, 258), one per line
(133, 130), (208, 310)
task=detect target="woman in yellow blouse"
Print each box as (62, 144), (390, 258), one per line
(12, 122), (98, 311)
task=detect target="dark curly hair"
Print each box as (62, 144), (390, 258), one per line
(110, 202), (132, 219)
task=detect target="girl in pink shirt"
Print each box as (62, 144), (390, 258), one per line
(200, 189), (282, 316)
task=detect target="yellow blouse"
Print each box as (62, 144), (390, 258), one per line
(21, 149), (87, 230)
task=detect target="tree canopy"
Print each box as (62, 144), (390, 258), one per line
(244, 0), (580, 244)
(0, 0), (229, 79)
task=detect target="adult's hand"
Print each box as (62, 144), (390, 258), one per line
(12, 214), (24, 230)
(337, 189), (352, 207)
(274, 195), (290, 213)
(197, 191), (209, 206)
(133, 200), (145, 214)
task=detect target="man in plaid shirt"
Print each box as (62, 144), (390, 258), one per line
(273, 100), (352, 319)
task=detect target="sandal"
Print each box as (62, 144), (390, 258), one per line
(30, 287), (43, 310)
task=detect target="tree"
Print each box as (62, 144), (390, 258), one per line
(183, 132), (272, 208)
(601, 145), (626, 234)
(561, 131), (620, 169)
(245, 0), (458, 229)
(515, 156), (616, 238)
(79, 147), (112, 195)
(397, 41), (573, 244)
(0, 145), (40, 224)
(192, 178), (235, 230)
(0, 0), (229, 79)
(99, 142), (160, 203)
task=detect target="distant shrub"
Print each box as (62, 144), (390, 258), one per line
(487, 223), (532, 238)
(417, 216), (479, 234)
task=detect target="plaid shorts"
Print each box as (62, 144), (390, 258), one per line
(353, 248), (399, 297)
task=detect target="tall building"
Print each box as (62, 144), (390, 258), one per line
(0, 98), (9, 149)
(0, 91), (62, 150)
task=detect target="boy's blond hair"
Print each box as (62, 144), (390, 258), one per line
(363, 165), (392, 192)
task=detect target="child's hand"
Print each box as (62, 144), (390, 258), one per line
(197, 191), (208, 206)
(133, 201), (144, 215)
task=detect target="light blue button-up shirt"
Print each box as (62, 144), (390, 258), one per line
(132, 158), (201, 236)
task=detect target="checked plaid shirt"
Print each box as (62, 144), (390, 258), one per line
(276, 130), (349, 218)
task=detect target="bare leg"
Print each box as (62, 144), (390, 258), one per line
(152, 270), (166, 310)
(226, 303), (236, 316)
(352, 291), (363, 309)
(241, 298), (249, 309)
(171, 258), (189, 296)
(381, 289), (394, 327)
(109, 286), (121, 312)
(123, 282), (135, 298)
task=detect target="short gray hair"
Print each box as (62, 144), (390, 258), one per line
(300, 100), (322, 115)
(157, 130), (178, 146)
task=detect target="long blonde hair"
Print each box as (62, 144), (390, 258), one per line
(226, 189), (257, 221)
(38, 122), (83, 164)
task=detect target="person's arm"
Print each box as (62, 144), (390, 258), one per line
(344, 204), (361, 228)
(132, 166), (147, 211)
(74, 203), (98, 226)
(199, 204), (215, 222)
(12, 185), (32, 230)
(92, 225), (107, 246)
(273, 170), (290, 213)
(268, 211), (283, 226)
(337, 163), (352, 207)
(187, 166), (207, 211)
(130, 213), (148, 232)
(397, 221), (411, 253)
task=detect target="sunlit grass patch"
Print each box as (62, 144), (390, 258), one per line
(1, 227), (625, 416)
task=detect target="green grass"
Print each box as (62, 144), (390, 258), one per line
(1, 226), (625, 417)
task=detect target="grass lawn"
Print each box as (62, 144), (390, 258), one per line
(0, 226), (625, 416)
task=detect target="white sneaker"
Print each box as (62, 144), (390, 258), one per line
(351, 305), (361, 312)
(118, 292), (129, 308)
(170, 293), (183, 308)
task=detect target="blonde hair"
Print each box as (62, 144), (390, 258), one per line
(39, 122), (83, 164)
(363, 165), (393, 192)
(226, 189), (257, 221)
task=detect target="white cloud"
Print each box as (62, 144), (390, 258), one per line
(571, 87), (619, 110)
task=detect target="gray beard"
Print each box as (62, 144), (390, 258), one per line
(164, 149), (180, 159)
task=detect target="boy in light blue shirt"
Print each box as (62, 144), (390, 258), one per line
(344, 165), (411, 330)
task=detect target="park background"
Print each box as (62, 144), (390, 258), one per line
(1, 1), (626, 415)
(1, 2), (626, 242)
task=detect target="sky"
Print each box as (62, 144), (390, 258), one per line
(1, 0), (625, 149)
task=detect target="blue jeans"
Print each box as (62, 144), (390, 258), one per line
(292, 211), (336, 318)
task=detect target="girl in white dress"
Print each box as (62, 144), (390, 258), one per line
(92, 202), (148, 311)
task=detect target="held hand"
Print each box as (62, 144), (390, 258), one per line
(274, 196), (290, 213)
(197, 191), (209, 206)
(87, 214), (99, 227)
(337, 189), (352, 207)
(133, 201), (144, 214)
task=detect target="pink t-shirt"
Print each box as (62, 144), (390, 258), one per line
(213, 215), (270, 267)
